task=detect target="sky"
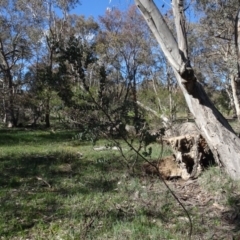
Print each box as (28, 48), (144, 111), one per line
(71, 0), (135, 19)
(69, 0), (199, 24)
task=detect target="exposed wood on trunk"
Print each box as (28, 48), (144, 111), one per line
(144, 123), (214, 180)
(135, 0), (240, 180)
(163, 123), (214, 180)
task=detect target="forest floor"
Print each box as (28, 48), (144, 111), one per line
(0, 126), (240, 239)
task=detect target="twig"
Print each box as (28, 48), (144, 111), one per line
(36, 176), (51, 188)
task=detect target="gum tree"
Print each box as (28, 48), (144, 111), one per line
(0, 0), (33, 126)
(134, 0), (240, 180)
(194, 0), (240, 120)
(97, 6), (156, 125)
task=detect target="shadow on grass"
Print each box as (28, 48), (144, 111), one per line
(0, 150), (125, 238)
(0, 129), (78, 146)
(0, 193), (61, 237)
(0, 150), (122, 191)
(220, 195), (240, 238)
(0, 129), (172, 238)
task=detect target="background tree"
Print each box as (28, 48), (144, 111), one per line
(0, 0), (33, 126)
(97, 6), (158, 127)
(193, 0), (240, 119)
(23, 0), (81, 127)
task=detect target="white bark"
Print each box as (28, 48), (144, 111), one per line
(225, 83), (236, 116)
(172, 0), (188, 60)
(235, 9), (240, 73)
(135, 0), (182, 71)
(234, 9), (240, 120)
(230, 75), (240, 119)
(135, 0), (240, 180)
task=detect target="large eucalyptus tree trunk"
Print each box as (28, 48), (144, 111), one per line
(135, 0), (240, 180)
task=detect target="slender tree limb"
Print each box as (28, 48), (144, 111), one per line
(136, 100), (169, 127)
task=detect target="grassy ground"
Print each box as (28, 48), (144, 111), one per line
(1, 128), (240, 239)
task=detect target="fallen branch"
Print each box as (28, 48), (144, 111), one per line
(136, 100), (170, 127)
(36, 176), (51, 188)
(93, 146), (126, 151)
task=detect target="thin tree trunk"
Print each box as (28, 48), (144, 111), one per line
(230, 75), (240, 119)
(7, 70), (17, 127)
(234, 9), (240, 121)
(225, 82), (237, 117)
(45, 97), (50, 128)
(0, 39), (18, 127)
(133, 73), (139, 124)
(151, 77), (163, 112)
(135, 0), (240, 180)
(2, 96), (7, 123)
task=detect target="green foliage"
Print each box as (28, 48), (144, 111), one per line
(142, 147), (152, 158)
(138, 85), (187, 122)
(73, 126), (99, 145)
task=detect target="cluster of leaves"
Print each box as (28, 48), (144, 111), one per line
(73, 126), (100, 145)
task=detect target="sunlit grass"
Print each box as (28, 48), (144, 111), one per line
(0, 128), (176, 239)
(1, 128), (240, 239)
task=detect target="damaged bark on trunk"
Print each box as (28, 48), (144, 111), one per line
(135, 0), (240, 180)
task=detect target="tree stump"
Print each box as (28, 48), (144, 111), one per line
(163, 122), (214, 180)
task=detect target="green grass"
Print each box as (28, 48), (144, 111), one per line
(1, 128), (240, 239)
(0, 128), (177, 239)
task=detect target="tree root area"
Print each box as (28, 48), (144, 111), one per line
(136, 170), (240, 239)
(143, 156), (182, 180)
